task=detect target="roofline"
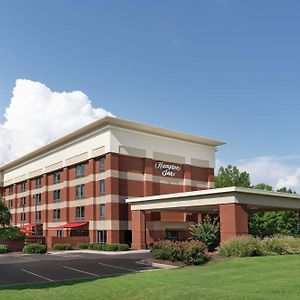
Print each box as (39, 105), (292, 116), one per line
(0, 116), (225, 172)
(126, 186), (300, 203)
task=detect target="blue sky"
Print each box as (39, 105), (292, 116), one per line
(1, 0), (300, 190)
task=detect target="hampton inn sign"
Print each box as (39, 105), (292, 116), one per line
(154, 161), (182, 177)
(2, 116), (300, 250)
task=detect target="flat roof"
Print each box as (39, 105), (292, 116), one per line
(0, 116), (225, 172)
(126, 187), (300, 211)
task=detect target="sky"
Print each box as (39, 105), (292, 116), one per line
(0, 0), (300, 191)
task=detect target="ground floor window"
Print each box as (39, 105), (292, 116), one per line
(165, 229), (179, 241)
(97, 230), (107, 243)
(56, 230), (63, 237)
(70, 229), (89, 237)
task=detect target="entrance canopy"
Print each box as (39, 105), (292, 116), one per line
(126, 187), (300, 249)
(126, 187), (300, 213)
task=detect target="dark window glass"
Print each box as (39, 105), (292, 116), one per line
(76, 164), (85, 178)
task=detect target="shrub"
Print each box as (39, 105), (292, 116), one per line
(218, 235), (300, 257)
(189, 215), (220, 248)
(105, 243), (119, 251)
(23, 243), (47, 254)
(218, 235), (261, 257)
(88, 243), (98, 250)
(77, 243), (89, 249)
(53, 243), (72, 251)
(53, 244), (65, 251)
(152, 240), (209, 265)
(0, 244), (9, 254)
(118, 243), (129, 251)
(0, 227), (25, 240)
(63, 244), (72, 250)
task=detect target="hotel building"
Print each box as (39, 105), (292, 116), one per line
(0, 117), (224, 248)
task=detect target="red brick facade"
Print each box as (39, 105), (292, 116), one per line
(1, 152), (215, 248)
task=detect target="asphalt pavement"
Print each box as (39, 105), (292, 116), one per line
(0, 251), (155, 287)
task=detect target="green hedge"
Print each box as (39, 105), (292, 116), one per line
(23, 243), (47, 254)
(77, 243), (89, 249)
(218, 235), (300, 257)
(53, 243), (72, 251)
(152, 240), (209, 265)
(0, 244), (9, 254)
(0, 227), (25, 240)
(78, 243), (129, 251)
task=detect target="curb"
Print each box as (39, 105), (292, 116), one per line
(47, 249), (151, 256)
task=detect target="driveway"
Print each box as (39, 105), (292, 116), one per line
(0, 251), (155, 287)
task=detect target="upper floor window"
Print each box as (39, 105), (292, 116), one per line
(53, 171), (61, 184)
(76, 206), (85, 221)
(20, 182), (26, 192)
(76, 164), (85, 178)
(99, 179), (105, 195)
(53, 190), (61, 202)
(76, 185), (85, 199)
(20, 197), (26, 207)
(35, 211), (41, 223)
(35, 177), (42, 189)
(33, 194), (42, 205)
(8, 199), (13, 209)
(8, 186), (13, 195)
(99, 157), (105, 172)
(53, 209), (61, 221)
(21, 212), (26, 222)
(100, 204), (105, 220)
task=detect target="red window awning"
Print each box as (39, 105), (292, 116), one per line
(63, 222), (88, 228)
(20, 229), (35, 235)
(21, 223), (43, 229)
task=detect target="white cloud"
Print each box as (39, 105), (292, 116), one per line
(0, 79), (113, 165)
(236, 156), (300, 192)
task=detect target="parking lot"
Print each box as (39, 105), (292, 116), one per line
(0, 251), (155, 287)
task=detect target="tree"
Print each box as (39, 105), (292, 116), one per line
(253, 183), (273, 191)
(0, 201), (11, 227)
(249, 183), (298, 237)
(215, 165), (251, 188)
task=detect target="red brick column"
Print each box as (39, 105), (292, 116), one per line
(131, 210), (146, 249)
(219, 203), (248, 243)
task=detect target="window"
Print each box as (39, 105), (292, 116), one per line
(56, 230), (63, 237)
(33, 194), (42, 205)
(76, 164), (85, 178)
(53, 171), (61, 184)
(100, 204), (105, 220)
(35, 177), (42, 189)
(165, 230), (179, 241)
(21, 212), (26, 222)
(8, 199), (13, 208)
(99, 179), (105, 195)
(8, 186), (13, 195)
(35, 211), (41, 223)
(97, 230), (107, 243)
(20, 182), (26, 192)
(76, 206), (85, 221)
(53, 190), (61, 202)
(99, 157), (105, 172)
(76, 185), (85, 199)
(20, 197), (26, 207)
(53, 209), (61, 221)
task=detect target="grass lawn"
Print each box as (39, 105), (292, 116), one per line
(1, 255), (300, 300)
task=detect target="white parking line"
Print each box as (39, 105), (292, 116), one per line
(62, 265), (99, 277)
(98, 262), (137, 272)
(21, 269), (53, 282)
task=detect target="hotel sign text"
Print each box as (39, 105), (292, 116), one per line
(154, 161), (182, 177)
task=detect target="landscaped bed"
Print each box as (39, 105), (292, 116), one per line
(1, 255), (300, 299)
